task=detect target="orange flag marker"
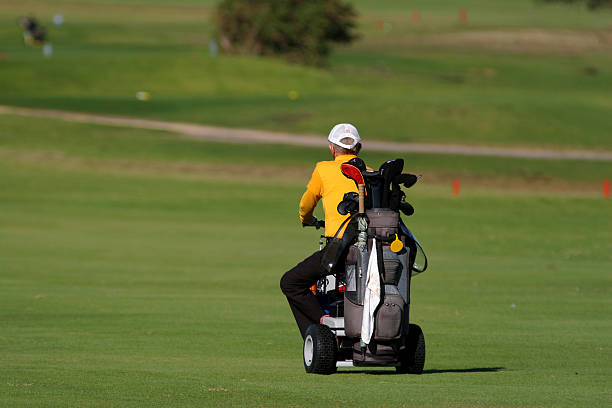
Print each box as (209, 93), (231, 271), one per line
(453, 179), (460, 196)
(604, 179), (610, 199)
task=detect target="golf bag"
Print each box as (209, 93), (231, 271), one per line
(343, 208), (416, 362)
(305, 158), (427, 373)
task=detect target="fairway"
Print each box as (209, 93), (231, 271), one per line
(1, 0), (612, 406)
(1, 116), (611, 407)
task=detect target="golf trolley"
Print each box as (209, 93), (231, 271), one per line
(303, 158), (428, 374)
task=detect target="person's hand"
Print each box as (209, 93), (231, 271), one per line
(302, 216), (319, 228)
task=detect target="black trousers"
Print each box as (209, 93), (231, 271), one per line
(280, 249), (345, 339)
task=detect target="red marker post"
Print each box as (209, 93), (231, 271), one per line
(453, 179), (461, 196)
(604, 179), (610, 199)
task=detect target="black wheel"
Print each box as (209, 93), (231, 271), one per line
(303, 324), (337, 374)
(396, 324), (425, 374)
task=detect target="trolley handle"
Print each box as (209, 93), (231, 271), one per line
(302, 218), (325, 230)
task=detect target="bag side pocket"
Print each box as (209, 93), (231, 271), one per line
(374, 295), (404, 341)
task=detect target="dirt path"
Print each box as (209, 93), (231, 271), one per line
(2, 105), (611, 162)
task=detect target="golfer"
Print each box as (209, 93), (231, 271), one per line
(280, 123), (362, 338)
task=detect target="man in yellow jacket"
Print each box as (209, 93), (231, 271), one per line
(280, 123), (362, 338)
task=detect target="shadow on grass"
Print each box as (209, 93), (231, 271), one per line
(422, 367), (505, 374)
(339, 367), (505, 375)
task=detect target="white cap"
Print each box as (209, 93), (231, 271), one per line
(328, 123), (361, 150)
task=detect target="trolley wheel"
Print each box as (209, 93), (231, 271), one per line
(303, 324), (337, 374)
(396, 323), (425, 374)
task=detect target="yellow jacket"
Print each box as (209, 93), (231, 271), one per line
(299, 154), (358, 238)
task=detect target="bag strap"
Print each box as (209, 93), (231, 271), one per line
(332, 214), (356, 239)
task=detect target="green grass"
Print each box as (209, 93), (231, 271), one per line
(1, 114), (611, 407)
(1, 0), (612, 148)
(1, 1), (611, 406)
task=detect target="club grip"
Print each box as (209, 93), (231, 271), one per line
(358, 184), (365, 213)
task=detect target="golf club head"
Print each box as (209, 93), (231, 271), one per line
(363, 170), (381, 180)
(342, 191), (359, 202)
(379, 159), (404, 207)
(379, 158), (404, 178)
(337, 199), (359, 215)
(347, 157), (366, 172)
(341, 163), (364, 186)
(399, 201), (415, 216)
(364, 170), (383, 208)
(393, 173), (419, 189)
(389, 188), (403, 210)
(337, 192), (359, 215)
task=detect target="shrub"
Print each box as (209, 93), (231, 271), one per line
(214, 0), (358, 65)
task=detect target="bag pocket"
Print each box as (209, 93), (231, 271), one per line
(382, 259), (401, 285)
(374, 295), (404, 341)
(344, 295), (363, 339)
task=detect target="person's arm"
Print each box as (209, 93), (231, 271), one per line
(299, 165), (323, 224)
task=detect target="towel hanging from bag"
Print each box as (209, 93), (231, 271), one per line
(361, 238), (381, 345)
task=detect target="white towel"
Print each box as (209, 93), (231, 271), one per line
(361, 239), (381, 345)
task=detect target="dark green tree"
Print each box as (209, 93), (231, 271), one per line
(215, 0), (358, 65)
